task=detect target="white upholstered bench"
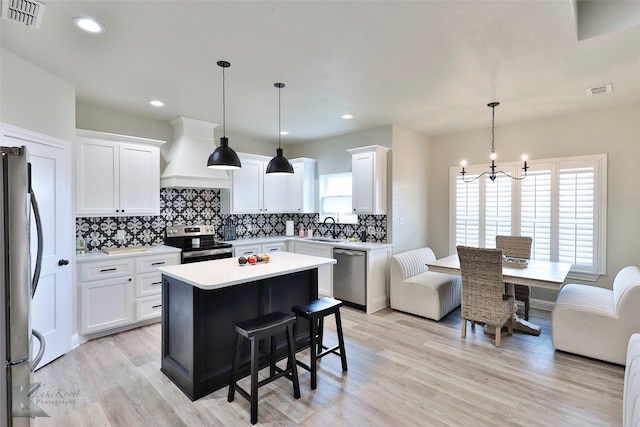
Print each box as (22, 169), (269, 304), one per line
(552, 266), (640, 365)
(390, 247), (461, 321)
(625, 334), (640, 427)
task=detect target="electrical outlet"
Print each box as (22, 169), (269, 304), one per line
(367, 226), (375, 234)
(116, 229), (125, 240)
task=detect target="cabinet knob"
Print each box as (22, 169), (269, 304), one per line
(58, 259), (69, 266)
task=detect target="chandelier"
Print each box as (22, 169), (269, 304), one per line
(460, 102), (528, 183)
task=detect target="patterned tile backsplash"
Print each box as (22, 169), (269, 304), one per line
(76, 188), (387, 252)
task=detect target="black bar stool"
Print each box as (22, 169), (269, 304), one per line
(228, 311), (300, 425)
(291, 297), (348, 390)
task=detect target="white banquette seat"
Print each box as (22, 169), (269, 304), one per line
(390, 247), (461, 321)
(552, 266), (640, 365)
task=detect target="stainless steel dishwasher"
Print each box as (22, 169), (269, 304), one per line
(332, 248), (367, 311)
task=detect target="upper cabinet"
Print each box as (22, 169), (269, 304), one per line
(347, 145), (390, 215)
(230, 154), (265, 213)
(229, 153), (316, 214)
(289, 158), (317, 213)
(76, 129), (165, 217)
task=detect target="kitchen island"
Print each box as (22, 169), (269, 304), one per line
(157, 251), (336, 401)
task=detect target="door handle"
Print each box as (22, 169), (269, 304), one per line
(58, 259), (70, 266)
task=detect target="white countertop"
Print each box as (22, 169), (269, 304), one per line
(76, 244), (181, 263)
(223, 236), (392, 251)
(158, 251), (336, 290)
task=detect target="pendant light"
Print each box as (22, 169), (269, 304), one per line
(207, 60), (241, 170)
(460, 102), (528, 183)
(266, 82), (294, 175)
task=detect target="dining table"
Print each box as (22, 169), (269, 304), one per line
(426, 254), (572, 335)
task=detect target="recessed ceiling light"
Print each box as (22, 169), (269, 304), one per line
(72, 17), (105, 34)
(149, 100), (165, 107)
(342, 114), (353, 119)
(280, 131), (288, 135)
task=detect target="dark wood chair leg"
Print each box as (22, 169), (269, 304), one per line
(287, 324), (301, 398)
(228, 333), (243, 402)
(309, 316), (318, 390)
(334, 309), (348, 372)
(524, 298), (530, 321)
(317, 316), (324, 354)
(250, 337), (259, 425)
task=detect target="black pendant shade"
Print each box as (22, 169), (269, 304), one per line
(266, 82), (294, 175)
(266, 148), (294, 174)
(207, 136), (241, 170)
(207, 60), (241, 170)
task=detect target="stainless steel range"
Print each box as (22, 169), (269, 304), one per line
(165, 224), (233, 263)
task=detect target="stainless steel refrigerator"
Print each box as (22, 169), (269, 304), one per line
(1, 146), (45, 426)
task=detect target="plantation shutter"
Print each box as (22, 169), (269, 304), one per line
(485, 174), (512, 248)
(521, 169), (552, 260)
(455, 175), (480, 247)
(558, 166), (595, 268)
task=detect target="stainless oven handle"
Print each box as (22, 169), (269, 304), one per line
(181, 248), (233, 259)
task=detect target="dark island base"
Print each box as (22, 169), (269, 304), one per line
(161, 269), (318, 401)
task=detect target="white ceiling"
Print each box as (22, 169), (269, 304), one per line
(1, 1), (639, 144)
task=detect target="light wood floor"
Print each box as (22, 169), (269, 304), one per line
(33, 307), (623, 426)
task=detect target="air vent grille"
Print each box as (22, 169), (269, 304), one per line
(1, 0), (46, 29)
(586, 83), (613, 96)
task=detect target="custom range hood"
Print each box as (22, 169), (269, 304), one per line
(161, 116), (230, 189)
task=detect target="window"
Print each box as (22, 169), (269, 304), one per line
(319, 173), (358, 224)
(450, 154), (607, 279)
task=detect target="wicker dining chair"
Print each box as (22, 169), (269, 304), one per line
(496, 236), (533, 320)
(457, 246), (514, 347)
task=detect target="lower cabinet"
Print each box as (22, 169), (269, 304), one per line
(233, 240), (287, 257)
(292, 241), (333, 297)
(78, 250), (180, 336)
(80, 275), (135, 334)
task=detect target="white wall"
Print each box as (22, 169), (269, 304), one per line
(288, 125), (393, 175)
(428, 103), (640, 296)
(1, 48), (75, 142)
(391, 125), (430, 254)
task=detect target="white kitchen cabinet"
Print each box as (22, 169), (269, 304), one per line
(262, 241), (287, 253)
(293, 241), (333, 297)
(364, 246), (392, 314)
(233, 244), (262, 257)
(80, 275), (135, 334)
(229, 153), (316, 214)
(233, 241), (287, 257)
(76, 129), (165, 217)
(289, 158), (317, 213)
(230, 155), (264, 213)
(78, 249), (180, 335)
(347, 145), (390, 215)
(264, 172), (291, 213)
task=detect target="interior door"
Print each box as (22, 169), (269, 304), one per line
(1, 124), (73, 369)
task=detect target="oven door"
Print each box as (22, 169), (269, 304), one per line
(181, 248), (233, 264)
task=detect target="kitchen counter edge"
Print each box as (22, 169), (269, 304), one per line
(76, 245), (181, 263)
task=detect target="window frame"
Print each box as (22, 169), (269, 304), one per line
(449, 153), (607, 281)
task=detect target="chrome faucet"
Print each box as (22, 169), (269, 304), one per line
(322, 216), (337, 239)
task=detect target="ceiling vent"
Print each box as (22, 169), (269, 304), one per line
(1, 0), (46, 29)
(586, 83), (613, 96)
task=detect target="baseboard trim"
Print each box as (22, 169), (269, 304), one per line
(517, 298), (555, 312)
(71, 333), (80, 349)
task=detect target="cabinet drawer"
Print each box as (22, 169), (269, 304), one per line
(79, 258), (135, 281)
(136, 295), (162, 321)
(234, 245), (261, 257)
(135, 253), (179, 274)
(135, 272), (163, 297)
(263, 242), (286, 253)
